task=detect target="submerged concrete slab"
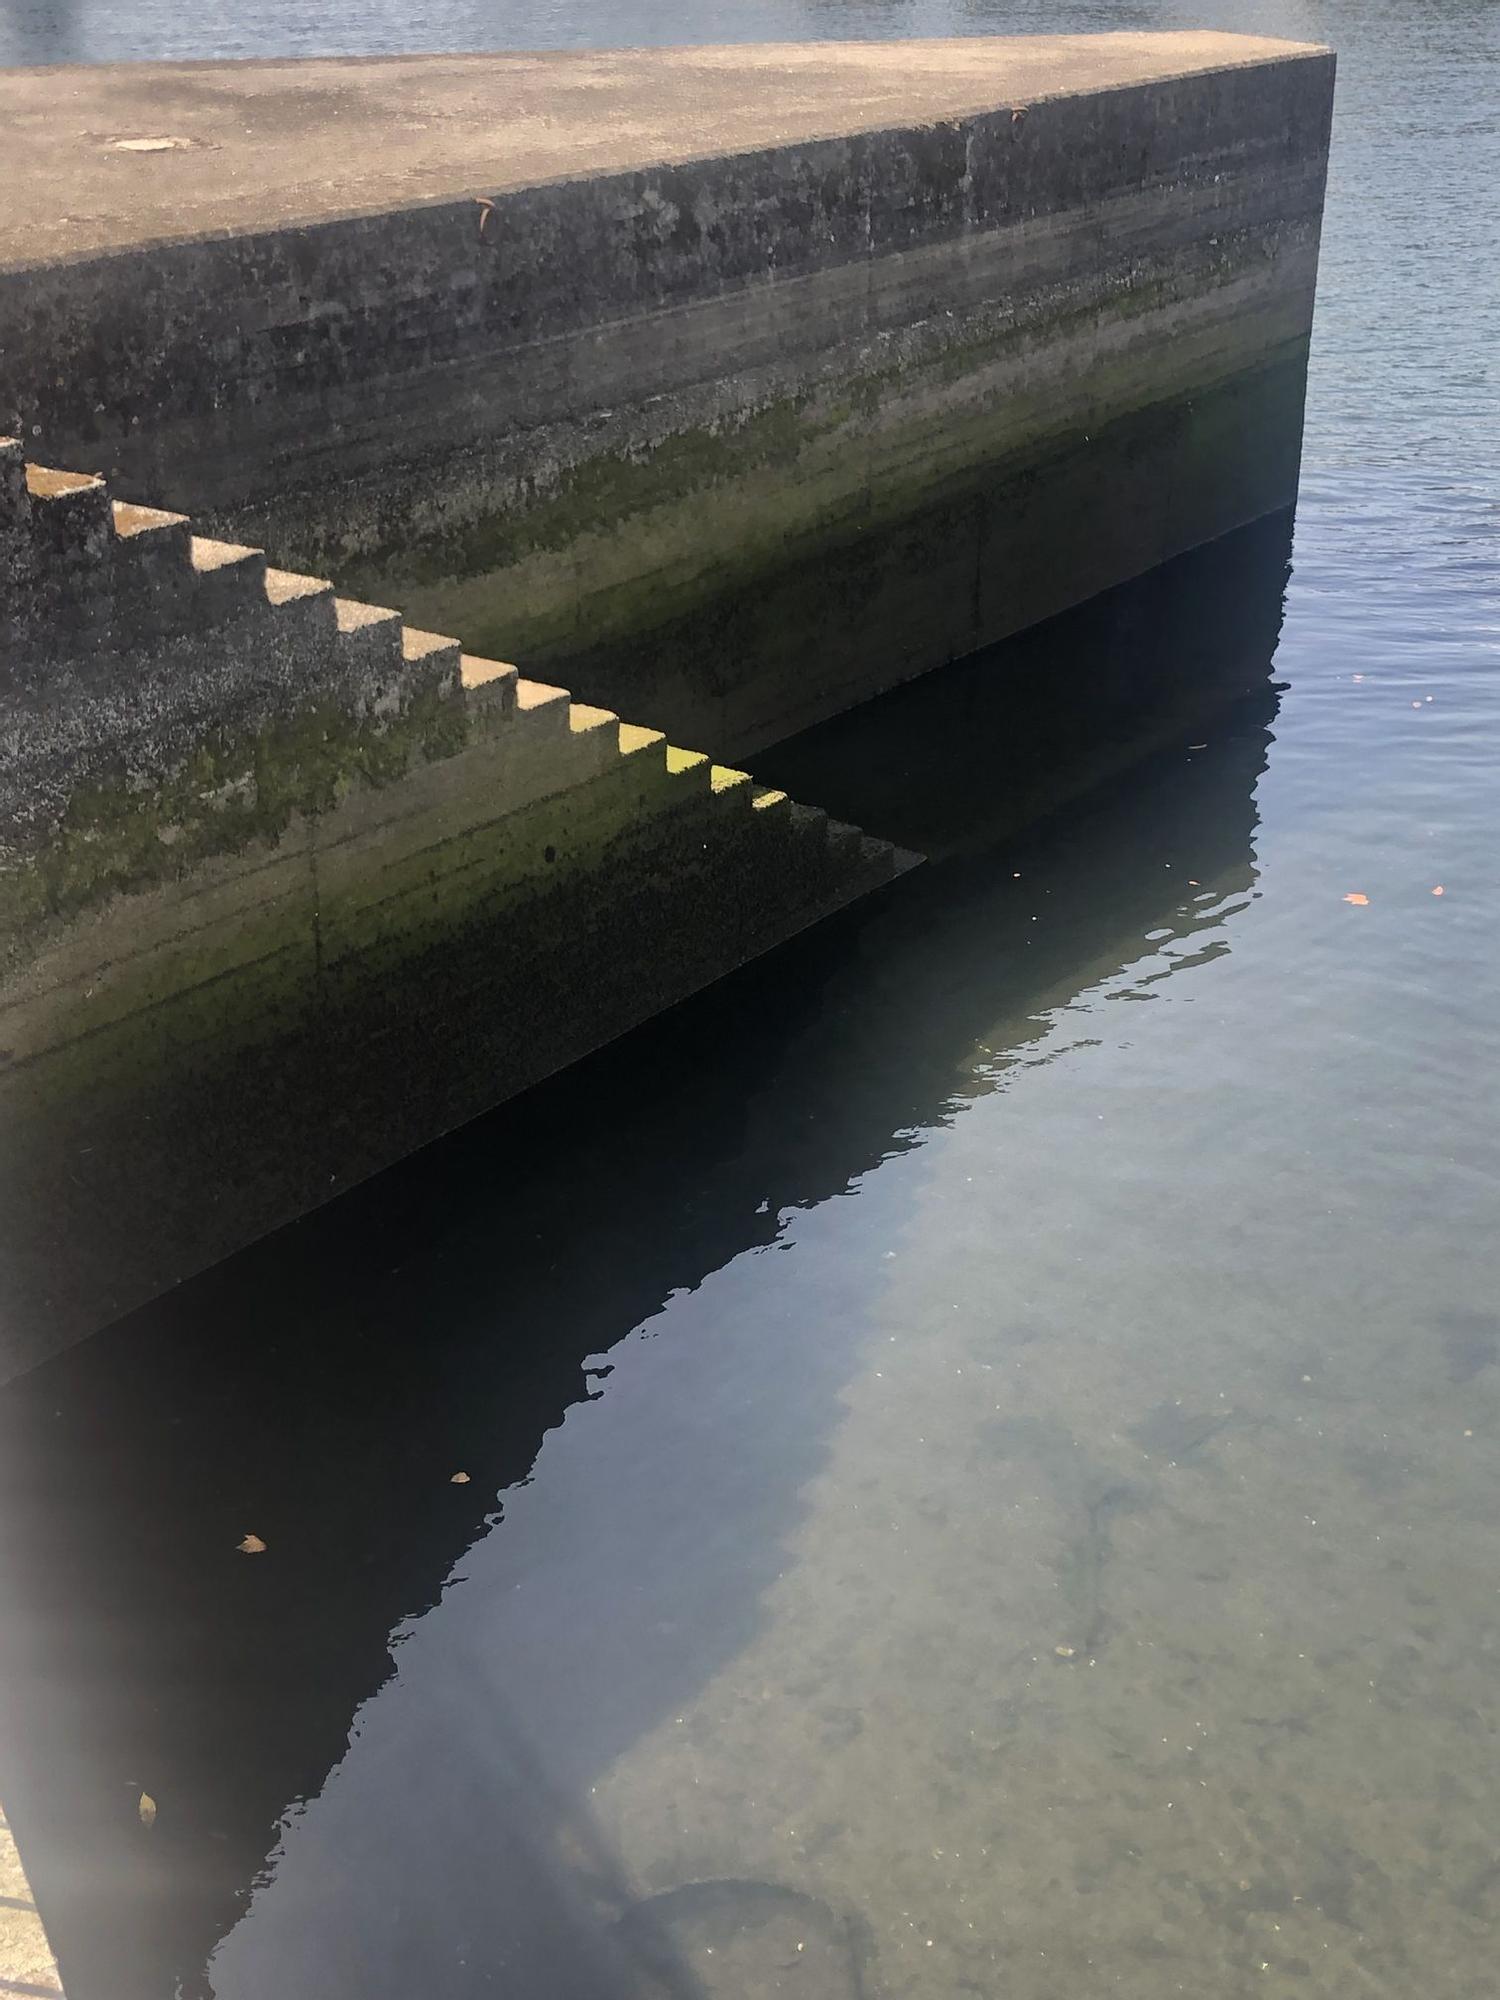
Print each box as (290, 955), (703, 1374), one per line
(2, 37), (1320, 262)
(0, 38), (1335, 754)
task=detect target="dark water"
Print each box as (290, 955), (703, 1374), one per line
(1, 3), (1498, 1997)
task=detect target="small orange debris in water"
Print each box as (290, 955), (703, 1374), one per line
(1343, 893), (1370, 906)
(237, 1533), (266, 1555)
(1432, 885), (1446, 896)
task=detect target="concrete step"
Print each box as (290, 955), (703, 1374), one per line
(112, 499), (192, 586)
(496, 684), (681, 808)
(189, 535), (269, 624)
(665, 743), (712, 796)
(457, 650), (515, 730)
(502, 678), (599, 803)
(569, 701), (627, 781)
(713, 779), (913, 910)
(750, 785), (791, 822)
(710, 764), (755, 816)
(823, 816), (866, 863)
(334, 596), (403, 672)
(660, 766), (914, 952)
(24, 464), (114, 564)
(263, 565), (336, 632)
(857, 833), (898, 880)
(110, 502), (195, 634)
(513, 678), (571, 743)
(620, 731), (712, 814)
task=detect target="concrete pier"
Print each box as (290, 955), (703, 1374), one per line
(0, 36), (1335, 1369)
(1, 37), (1334, 752)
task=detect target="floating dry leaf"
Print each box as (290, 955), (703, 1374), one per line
(138, 1792), (157, 1826)
(1343, 893), (1370, 906)
(450, 1472), (471, 1485)
(237, 1533), (266, 1554)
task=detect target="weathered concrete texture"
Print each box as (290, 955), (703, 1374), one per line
(0, 442), (913, 1377)
(0, 37), (1334, 754)
(0, 1802), (65, 1999)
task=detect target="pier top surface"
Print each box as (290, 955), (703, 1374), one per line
(1, 34), (1329, 269)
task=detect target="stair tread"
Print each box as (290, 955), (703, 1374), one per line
(335, 597), (401, 631)
(113, 501), (188, 537)
(457, 650), (514, 686)
(570, 702), (619, 732)
(515, 678), (569, 710)
(264, 567), (334, 604)
(190, 536), (264, 573)
(25, 465), (104, 501)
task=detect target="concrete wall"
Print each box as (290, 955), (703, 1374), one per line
(0, 38), (1336, 1366)
(0, 439), (910, 1376)
(0, 38), (1335, 755)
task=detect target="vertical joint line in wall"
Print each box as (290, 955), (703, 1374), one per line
(861, 148), (876, 517)
(971, 488), (987, 650)
(309, 819), (325, 1001)
(863, 169), (876, 338)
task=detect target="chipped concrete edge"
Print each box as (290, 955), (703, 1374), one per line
(0, 1802), (65, 1998)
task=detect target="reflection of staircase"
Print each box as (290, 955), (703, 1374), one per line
(0, 441), (917, 1368)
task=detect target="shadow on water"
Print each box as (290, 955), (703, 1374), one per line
(0, 512), (1291, 2000)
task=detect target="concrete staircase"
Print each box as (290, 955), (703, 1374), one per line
(0, 440), (918, 1363)
(1, 437), (905, 928)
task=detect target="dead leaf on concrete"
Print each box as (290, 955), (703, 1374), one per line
(237, 1534), (266, 1554)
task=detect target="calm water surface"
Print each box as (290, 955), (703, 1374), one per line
(0, 2), (1497, 1997)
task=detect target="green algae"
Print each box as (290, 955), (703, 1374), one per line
(403, 339), (1313, 712)
(2, 682), (470, 960)
(344, 239), (1301, 625)
(378, 395), (812, 596)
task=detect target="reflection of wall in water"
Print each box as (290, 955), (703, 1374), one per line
(0, 511), (1291, 2000)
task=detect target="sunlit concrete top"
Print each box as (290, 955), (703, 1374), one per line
(0, 35), (1329, 268)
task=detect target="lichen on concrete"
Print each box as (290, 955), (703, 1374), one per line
(10, 681), (468, 949)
